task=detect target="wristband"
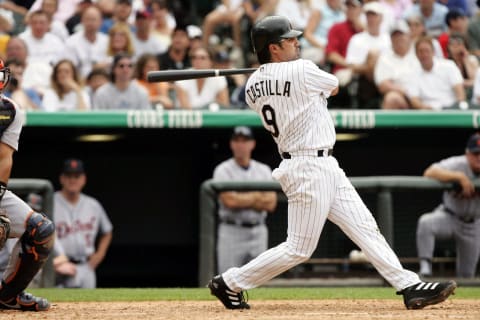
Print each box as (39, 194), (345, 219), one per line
(0, 182), (6, 202)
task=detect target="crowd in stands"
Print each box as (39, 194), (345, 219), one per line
(1, 0), (480, 110)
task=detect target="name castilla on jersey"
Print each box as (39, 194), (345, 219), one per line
(246, 80), (292, 103)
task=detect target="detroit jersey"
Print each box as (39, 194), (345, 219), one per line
(54, 192), (113, 260)
(245, 59), (338, 153)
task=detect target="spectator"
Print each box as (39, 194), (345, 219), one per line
(374, 20), (419, 109)
(18, 10), (65, 67)
(65, 0), (96, 35)
(134, 53), (173, 109)
(5, 36), (52, 98)
(93, 53), (151, 109)
(406, 36), (467, 110)
(275, 0), (313, 31)
(346, 1), (391, 108)
(379, 0), (413, 20)
(100, 0), (134, 34)
(403, 0), (449, 37)
(157, 25), (191, 70)
(438, 0), (469, 16)
(65, 5), (109, 80)
(212, 47), (248, 108)
(301, 0), (345, 66)
(53, 158), (113, 288)
(417, 132), (480, 278)
(325, 0), (363, 108)
(150, 0), (175, 49)
(438, 8), (469, 57)
(29, 0), (82, 23)
(35, 0), (69, 41)
(132, 9), (166, 61)
(97, 22), (135, 70)
(406, 13), (444, 57)
(84, 67), (109, 106)
(447, 33), (478, 97)
(213, 126), (277, 273)
(175, 46), (229, 109)
(4, 58), (42, 111)
(42, 59), (90, 111)
(467, 1), (480, 59)
(201, 0), (245, 54)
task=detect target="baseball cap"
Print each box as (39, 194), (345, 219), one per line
(187, 25), (202, 39)
(62, 158), (85, 174)
(364, 1), (383, 15)
(231, 126), (254, 140)
(135, 10), (151, 20)
(467, 133), (480, 152)
(390, 20), (410, 35)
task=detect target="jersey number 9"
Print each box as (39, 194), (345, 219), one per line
(261, 105), (279, 138)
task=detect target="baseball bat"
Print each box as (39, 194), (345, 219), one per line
(147, 68), (257, 82)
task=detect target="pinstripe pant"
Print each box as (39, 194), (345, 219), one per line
(223, 156), (420, 291)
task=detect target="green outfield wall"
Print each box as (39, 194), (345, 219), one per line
(23, 109), (480, 128)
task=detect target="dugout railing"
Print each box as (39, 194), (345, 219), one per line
(198, 176), (480, 286)
(8, 179), (55, 287)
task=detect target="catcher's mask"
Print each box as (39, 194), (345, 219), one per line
(0, 60), (11, 92)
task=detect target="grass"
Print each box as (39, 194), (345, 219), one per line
(28, 287), (480, 302)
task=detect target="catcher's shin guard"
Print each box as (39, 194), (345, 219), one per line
(0, 212), (54, 302)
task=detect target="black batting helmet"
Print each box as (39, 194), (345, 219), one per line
(251, 16), (302, 64)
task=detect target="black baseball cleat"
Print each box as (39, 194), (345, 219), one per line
(397, 280), (457, 310)
(0, 291), (50, 311)
(207, 275), (250, 309)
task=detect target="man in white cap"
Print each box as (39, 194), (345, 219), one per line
(345, 1), (391, 108)
(374, 19), (420, 109)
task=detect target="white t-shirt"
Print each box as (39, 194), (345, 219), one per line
(374, 49), (420, 88)
(18, 31), (66, 65)
(346, 31), (391, 65)
(175, 76), (228, 109)
(42, 89), (91, 112)
(406, 57), (463, 110)
(65, 31), (109, 79)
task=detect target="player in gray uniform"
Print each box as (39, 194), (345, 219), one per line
(417, 133), (480, 278)
(53, 159), (113, 288)
(213, 126), (277, 273)
(0, 59), (54, 311)
(208, 15), (456, 310)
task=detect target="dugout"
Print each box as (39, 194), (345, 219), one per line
(11, 110), (480, 287)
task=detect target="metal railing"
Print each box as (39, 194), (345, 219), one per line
(198, 176), (480, 286)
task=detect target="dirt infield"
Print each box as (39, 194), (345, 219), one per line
(1, 299), (479, 320)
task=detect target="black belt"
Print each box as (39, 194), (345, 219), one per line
(281, 149), (333, 159)
(222, 220), (262, 228)
(68, 257), (87, 264)
(444, 207), (476, 224)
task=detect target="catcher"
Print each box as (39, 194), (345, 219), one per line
(0, 58), (54, 311)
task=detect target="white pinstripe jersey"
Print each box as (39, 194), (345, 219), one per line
(245, 59), (338, 153)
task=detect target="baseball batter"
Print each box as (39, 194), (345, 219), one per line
(53, 159), (113, 288)
(208, 16), (457, 310)
(417, 133), (480, 278)
(0, 59), (54, 311)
